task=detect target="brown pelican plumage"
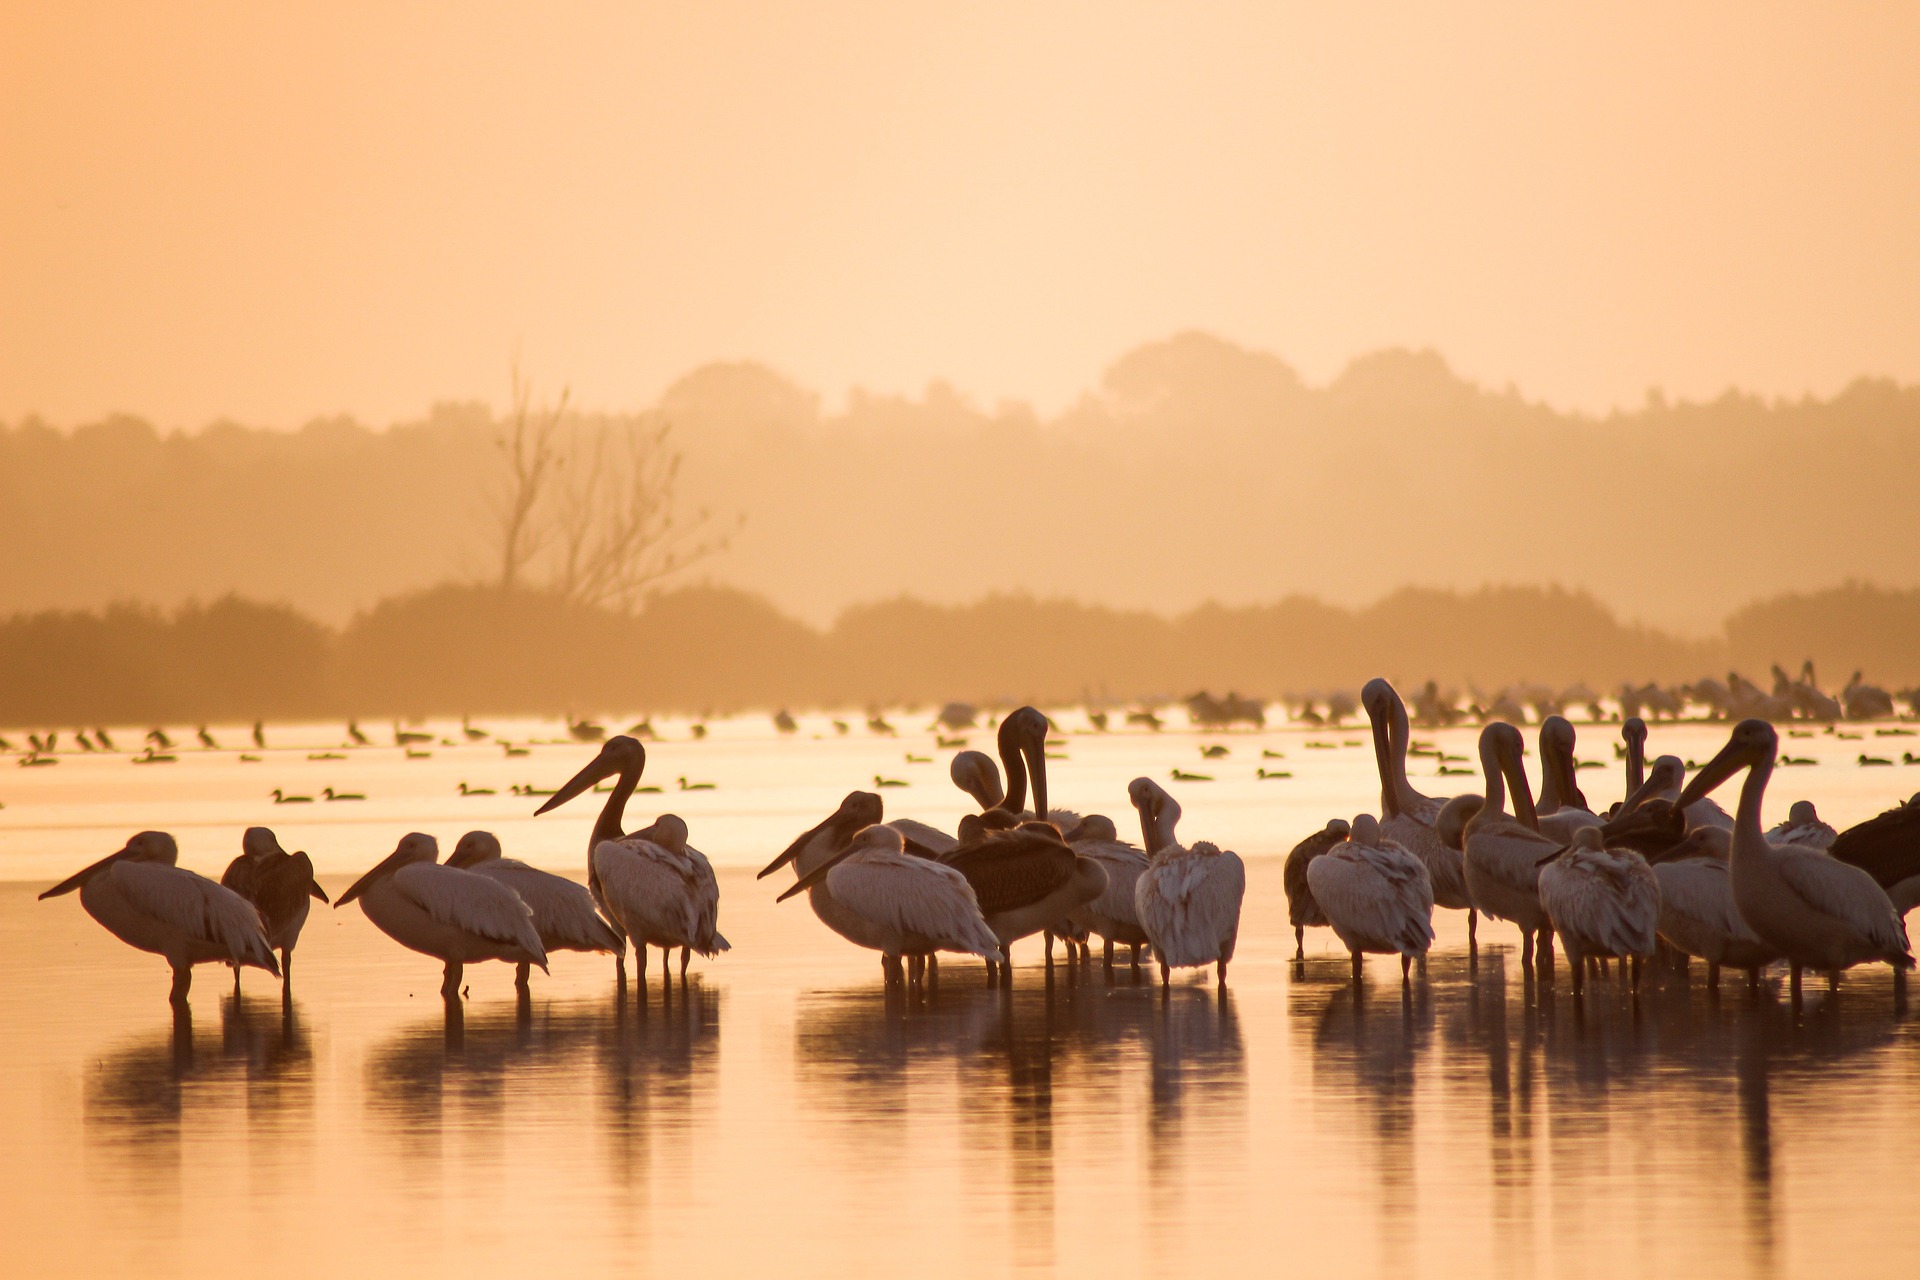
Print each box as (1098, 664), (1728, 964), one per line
(1283, 818), (1351, 959)
(220, 826), (327, 992)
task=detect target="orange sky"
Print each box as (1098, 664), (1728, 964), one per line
(4, 2), (1918, 428)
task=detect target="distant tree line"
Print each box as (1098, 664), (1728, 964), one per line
(3, 580), (1915, 727)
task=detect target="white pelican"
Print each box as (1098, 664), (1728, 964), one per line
(771, 821), (1006, 982)
(1283, 818), (1350, 959)
(446, 830), (624, 986)
(593, 814), (729, 982)
(1060, 814), (1152, 968)
(1534, 717), (1604, 843)
(1536, 828), (1660, 994)
(775, 823), (1003, 984)
(219, 826), (328, 991)
(534, 735), (650, 980)
(1765, 801), (1838, 850)
(1617, 750), (1734, 833)
(1645, 827), (1779, 986)
(1675, 719), (1913, 993)
(336, 833), (547, 998)
(1305, 814), (1434, 983)
(1463, 722), (1561, 966)
(1129, 777), (1245, 987)
(1362, 679), (1476, 941)
(40, 831), (279, 1004)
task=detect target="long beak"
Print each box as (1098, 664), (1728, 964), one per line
(1553, 741), (1588, 813)
(1137, 794), (1160, 853)
(1675, 739), (1748, 811)
(1502, 741), (1540, 831)
(1026, 727), (1048, 822)
(1617, 768), (1669, 817)
(39, 846), (129, 899)
(1369, 700), (1395, 817)
(997, 717), (1028, 814)
(776, 842), (859, 903)
(535, 749), (620, 814)
(760, 812), (840, 880)
(335, 848), (408, 908)
(1534, 842), (1573, 867)
(308, 880), (331, 903)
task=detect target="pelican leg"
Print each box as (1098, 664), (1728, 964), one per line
(281, 948), (294, 989)
(441, 960), (462, 1000)
(1216, 957), (1229, 986)
(1468, 908), (1478, 949)
(1522, 930), (1534, 966)
(1130, 943), (1142, 970)
(1707, 961), (1720, 988)
(1044, 931), (1055, 966)
(1401, 953), (1413, 983)
(1350, 951), (1363, 985)
(171, 962), (193, 1006)
(515, 961), (532, 990)
(1159, 958), (1171, 988)
(927, 953), (938, 982)
(680, 947), (691, 981)
(1827, 969), (1841, 993)
(635, 944), (647, 982)
(1293, 925), (1304, 961)
(882, 954), (906, 986)
(616, 951), (628, 984)
(908, 954), (924, 984)
(1789, 963), (1803, 1004)
(1104, 938), (1115, 969)
(1569, 953), (1585, 998)
(232, 964), (242, 997)
(1629, 955), (1642, 992)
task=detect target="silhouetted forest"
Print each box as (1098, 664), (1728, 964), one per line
(4, 581), (1916, 727)
(5, 333), (1919, 636)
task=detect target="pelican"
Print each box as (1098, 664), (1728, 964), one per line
(445, 831), (623, 986)
(1463, 722), (1561, 966)
(1766, 800), (1838, 850)
(1362, 679), (1476, 941)
(1306, 814), (1434, 983)
(774, 822), (1003, 984)
(220, 826), (328, 990)
(1283, 818), (1350, 959)
(1534, 717), (1604, 843)
(40, 831), (279, 1004)
(1644, 827), (1779, 986)
(936, 819), (1106, 982)
(961, 709), (1084, 831)
(1059, 814), (1152, 967)
(336, 832), (546, 997)
(1129, 777), (1245, 986)
(592, 814), (728, 981)
(1675, 719), (1912, 993)
(1536, 828), (1660, 994)
(534, 735), (650, 979)
(1828, 793), (1920, 915)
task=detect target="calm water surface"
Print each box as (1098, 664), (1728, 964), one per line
(4, 713), (1916, 1278)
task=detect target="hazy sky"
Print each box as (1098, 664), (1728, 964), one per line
(4, 3), (1917, 428)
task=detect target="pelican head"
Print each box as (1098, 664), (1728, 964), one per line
(1786, 799), (1819, 825)
(1648, 824), (1731, 864)
(535, 735), (647, 814)
(758, 791), (884, 880)
(1361, 678), (1398, 813)
(950, 751), (1005, 810)
(1350, 813), (1381, 844)
(776, 823), (902, 903)
(1435, 794), (1482, 850)
(1622, 716), (1648, 754)
(336, 832), (438, 907)
(1675, 719), (1779, 809)
(1061, 814), (1118, 843)
(39, 830), (179, 899)
(997, 706), (1051, 817)
(1127, 776), (1180, 853)
(447, 830), (503, 868)
(635, 813), (688, 853)
(1539, 716), (1584, 809)
(241, 826), (285, 861)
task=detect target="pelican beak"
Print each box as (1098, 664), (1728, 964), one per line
(760, 815), (832, 880)
(38, 844), (132, 899)
(335, 844), (410, 908)
(1675, 737), (1750, 811)
(1025, 722), (1049, 823)
(776, 842), (859, 903)
(1368, 699), (1395, 817)
(308, 880), (331, 903)
(535, 743), (632, 814)
(1500, 738), (1540, 831)
(996, 714), (1030, 815)
(1136, 793), (1158, 853)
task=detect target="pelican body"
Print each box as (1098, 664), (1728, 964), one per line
(1646, 828), (1779, 985)
(1536, 828), (1660, 994)
(1676, 720), (1912, 991)
(1283, 818), (1350, 959)
(447, 831), (623, 986)
(1363, 679), (1475, 933)
(1062, 814), (1152, 967)
(336, 833), (547, 998)
(1305, 814), (1434, 982)
(1463, 722), (1560, 965)
(592, 814), (729, 981)
(762, 794), (1002, 985)
(1129, 777), (1245, 986)
(220, 826), (328, 990)
(41, 831), (279, 1004)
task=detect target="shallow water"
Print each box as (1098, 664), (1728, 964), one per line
(5, 712), (1917, 1278)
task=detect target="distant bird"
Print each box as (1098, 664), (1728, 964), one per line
(220, 827), (328, 991)
(832, 719), (850, 735)
(446, 831), (622, 987)
(1677, 720), (1912, 994)
(1199, 745), (1229, 759)
(1306, 814), (1435, 983)
(1283, 818), (1350, 959)
(307, 751), (346, 761)
(393, 723), (433, 747)
(1536, 828), (1660, 994)
(628, 718), (657, 739)
(679, 776), (717, 791)
(347, 720), (371, 747)
(252, 721), (266, 750)
(271, 789), (313, 804)
(322, 787), (364, 801)
(462, 716), (490, 742)
(93, 728), (116, 751)
(567, 716), (607, 743)
(1256, 767), (1292, 780)
(457, 781), (497, 797)
(873, 775), (908, 789)
(1126, 709), (1163, 731)
(74, 730), (96, 752)
(905, 753), (932, 764)
(40, 830), (278, 1004)
(764, 803), (1001, 986)
(147, 728), (173, 750)
(867, 714), (896, 736)
(936, 734), (968, 749)
(238, 754), (263, 763)
(197, 726), (219, 750)
(690, 723), (708, 739)
(502, 743), (531, 757)
(773, 709), (798, 734)
(1170, 769), (1213, 782)
(1129, 777), (1245, 986)
(405, 748), (431, 760)
(336, 833), (547, 998)
(935, 702), (979, 730)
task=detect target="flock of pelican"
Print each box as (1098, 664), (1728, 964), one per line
(36, 683), (1920, 1006)
(1285, 679), (1918, 998)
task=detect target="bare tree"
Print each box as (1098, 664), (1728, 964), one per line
(488, 368), (734, 610)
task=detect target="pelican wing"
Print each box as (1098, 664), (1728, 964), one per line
(1305, 846), (1434, 953)
(1075, 839), (1149, 926)
(827, 851), (1001, 957)
(594, 839), (727, 955)
(251, 853), (323, 933)
(888, 818), (958, 856)
(391, 862), (546, 960)
(1137, 843), (1247, 967)
(1775, 848), (1912, 958)
(111, 862), (277, 972)
(474, 858), (623, 953)
(1382, 813), (1470, 906)
(1829, 803), (1920, 891)
(1283, 827), (1346, 928)
(942, 833), (1075, 914)
(1654, 858), (1764, 946)
(1538, 850), (1659, 955)
(1470, 819), (1560, 895)
(683, 844), (729, 953)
